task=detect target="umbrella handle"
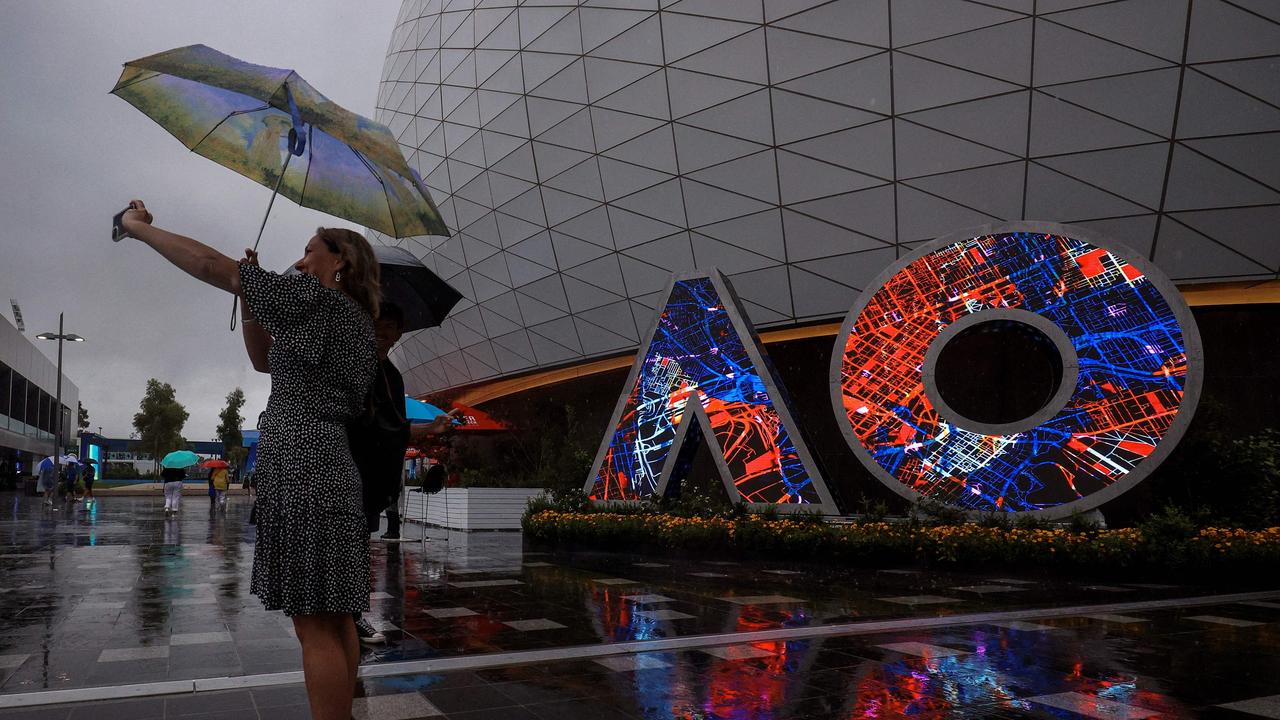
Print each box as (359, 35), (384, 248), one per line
(231, 149), (294, 331)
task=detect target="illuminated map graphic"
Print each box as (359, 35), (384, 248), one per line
(835, 231), (1196, 513)
(587, 273), (831, 508)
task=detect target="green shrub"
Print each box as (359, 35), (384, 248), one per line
(1067, 510), (1101, 533)
(911, 499), (969, 526)
(522, 509), (1280, 581)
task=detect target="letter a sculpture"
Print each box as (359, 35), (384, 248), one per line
(585, 270), (838, 513)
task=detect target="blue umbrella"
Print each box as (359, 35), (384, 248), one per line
(160, 450), (201, 469)
(405, 396), (445, 423)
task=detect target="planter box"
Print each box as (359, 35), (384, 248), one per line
(403, 487), (545, 532)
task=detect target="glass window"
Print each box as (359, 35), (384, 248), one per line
(25, 379), (39, 432)
(9, 375), (25, 434)
(0, 362), (10, 428)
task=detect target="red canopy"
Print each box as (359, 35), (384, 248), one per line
(449, 403), (510, 432)
(199, 459), (230, 469)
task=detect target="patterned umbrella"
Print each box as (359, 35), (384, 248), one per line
(111, 44), (449, 239)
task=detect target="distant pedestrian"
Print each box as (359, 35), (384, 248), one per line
(82, 461), (96, 504)
(37, 459), (58, 508)
(161, 465), (185, 515)
(62, 461), (81, 503)
(211, 465), (230, 511)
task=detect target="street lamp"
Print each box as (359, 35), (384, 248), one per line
(36, 312), (84, 485)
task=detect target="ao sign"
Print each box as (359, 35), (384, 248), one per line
(584, 223), (1203, 518)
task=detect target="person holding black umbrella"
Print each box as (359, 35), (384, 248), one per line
(118, 201), (379, 720)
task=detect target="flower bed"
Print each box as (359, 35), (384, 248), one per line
(523, 511), (1280, 580)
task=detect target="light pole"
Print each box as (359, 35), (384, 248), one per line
(36, 313), (84, 488)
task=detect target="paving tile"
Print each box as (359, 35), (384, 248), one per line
(593, 654), (672, 672)
(87, 586), (135, 594)
(632, 562), (668, 568)
(1028, 691), (1160, 719)
(991, 620), (1060, 632)
(67, 696), (165, 719)
(77, 601), (126, 609)
(1124, 583), (1178, 589)
(522, 562), (554, 567)
(1083, 614), (1149, 624)
(171, 597), (217, 606)
(878, 569), (921, 574)
(1187, 615), (1265, 627)
(688, 572), (728, 578)
(353, 691), (443, 719)
(876, 641), (969, 658)
(98, 646), (170, 662)
(370, 591), (395, 600)
(702, 644), (778, 660)
(0, 653), (29, 669)
(423, 683), (521, 714)
(1081, 585), (1134, 592)
(169, 631), (233, 645)
(447, 568), (489, 575)
(449, 579), (524, 588)
(591, 578), (638, 585)
(621, 594), (675, 604)
(876, 595), (959, 606)
(425, 607), (479, 619)
(165, 689), (254, 716)
(633, 608), (696, 621)
(718, 594), (804, 605)
(1239, 601), (1280, 610)
(951, 585), (1025, 594)
(987, 578), (1037, 585)
(761, 569), (802, 575)
(1218, 694), (1280, 718)
(503, 618), (567, 631)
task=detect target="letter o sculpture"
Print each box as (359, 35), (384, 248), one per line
(830, 222), (1202, 517)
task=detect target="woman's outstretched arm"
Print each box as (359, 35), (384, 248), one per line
(121, 199), (241, 294)
(239, 248), (272, 373)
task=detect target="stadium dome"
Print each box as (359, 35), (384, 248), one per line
(372, 0), (1280, 395)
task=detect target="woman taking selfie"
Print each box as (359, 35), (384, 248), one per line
(119, 201), (378, 720)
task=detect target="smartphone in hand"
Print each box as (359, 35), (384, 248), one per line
(111, 207), (131, 241)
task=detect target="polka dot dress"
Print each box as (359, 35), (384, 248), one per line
(239, 263), (376, 617)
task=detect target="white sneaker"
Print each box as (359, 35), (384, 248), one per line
(354, 617), (386, 644)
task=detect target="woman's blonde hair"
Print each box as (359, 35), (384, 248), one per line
(317, 227), (381, 319)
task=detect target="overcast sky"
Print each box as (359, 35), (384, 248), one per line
(0, 0), (401, 441)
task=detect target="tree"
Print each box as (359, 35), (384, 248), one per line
(216, 387), (246, 459)
(217, 388), (249, 470)
(133, 379), (189, 474)
(77, 403), (90, 432)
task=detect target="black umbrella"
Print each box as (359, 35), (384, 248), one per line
(374, 245), (463, 332)
(285, 244), (461, 331)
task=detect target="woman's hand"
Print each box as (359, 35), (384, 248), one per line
(241, 248), (260, 266)
(120, 199), (153, 237)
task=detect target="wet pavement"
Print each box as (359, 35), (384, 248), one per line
(1, 493), (1278, 718)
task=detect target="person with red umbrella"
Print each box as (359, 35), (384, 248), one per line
(201, 459), (232, 511)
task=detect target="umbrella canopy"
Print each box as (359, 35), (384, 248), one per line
(81, 458), (98, 465)
(404, 447), (423, 460)
(373, 245), (463, 332)
(40, 455), (79, 470)
(199, 459), (230, 469)
(449, 404), (511, 433)
(405, 396), (446, 423)
(160, 450), (201, 469)
(111, 44), (448, 238)
(286, 245), (461, 332)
